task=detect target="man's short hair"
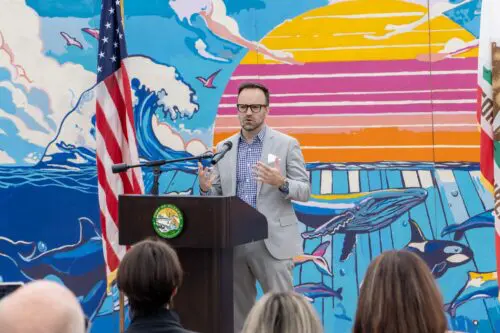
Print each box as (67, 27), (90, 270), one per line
(238, 82), (270, 106)
(117, 238), (183, 314)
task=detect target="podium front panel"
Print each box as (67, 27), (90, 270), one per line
(118, 194), (267, 248)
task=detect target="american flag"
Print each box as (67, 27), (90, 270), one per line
(95, 0), (144, 283)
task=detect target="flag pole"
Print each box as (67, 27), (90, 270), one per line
(119, 0), (126, 330)
(119, 291), (125, 333)
(121, 0), (125, 31)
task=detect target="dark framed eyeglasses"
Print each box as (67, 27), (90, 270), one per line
(237, 104), (267, 113)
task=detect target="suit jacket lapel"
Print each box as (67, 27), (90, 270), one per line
(257, 127), (274, 196)
(226, 134), (240, 195)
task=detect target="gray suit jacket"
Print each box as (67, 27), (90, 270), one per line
(203, 127), (310, 259)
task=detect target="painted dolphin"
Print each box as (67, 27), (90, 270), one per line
(294, 282), (343, 302)
(444, 271), (498, 317)
(441, 210), (494, 240)
(0, 217), (107, 320)
(295, 188), (427, 260)
(293, 241), (332, 276)
(405, 219), (473, 278)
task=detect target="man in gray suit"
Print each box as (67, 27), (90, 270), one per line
(198, 82), (310, 332)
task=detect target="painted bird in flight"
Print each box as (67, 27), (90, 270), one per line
(81, 27), (99, 40)
(196, 69), (221, 89)
(60, 32), (83, 49)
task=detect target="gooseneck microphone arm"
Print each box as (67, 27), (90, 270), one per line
(111, 152), (214, 174)
(111, 151), (214, 196)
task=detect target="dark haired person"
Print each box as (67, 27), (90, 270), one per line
(353, 250), (448, 333)
(197, 82), (310, 332)
(117, 239), (195, 333)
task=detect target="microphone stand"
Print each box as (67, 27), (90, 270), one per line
(112, 152), (215, 196)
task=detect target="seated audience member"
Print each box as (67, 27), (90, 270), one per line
(353, 250), (447, 333)
(117, 238), (195, 333)
(0, 280), (86, 333)
(241, 291), (323, 333)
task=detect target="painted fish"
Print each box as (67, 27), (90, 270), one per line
(294, 282), (343, 302)
(444, 271), (498, 317)
(293, 241), (332, 276)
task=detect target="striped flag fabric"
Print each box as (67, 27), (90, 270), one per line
(477, 0), (500, 295)
(95, 0), (144, 285)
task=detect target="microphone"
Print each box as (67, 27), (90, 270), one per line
(211, 141), (233, 165)
(112, 163), (128, 173)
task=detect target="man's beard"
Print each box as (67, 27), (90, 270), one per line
(241, 118), (262, 131)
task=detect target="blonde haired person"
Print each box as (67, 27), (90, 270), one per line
(241, 291), (323, 333)
(353, 250), (448, 333)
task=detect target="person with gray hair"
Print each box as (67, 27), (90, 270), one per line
(0, 280), (86, 333)
(241, 291), (323, 333)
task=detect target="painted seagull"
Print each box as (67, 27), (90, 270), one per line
(60, 32), (83, 49)
(196, 69), (221, 89)
(81, 27), (99, 40)
(0, 217), (107, 320)
(441, 209), (494, 240)
(294, 188), (427, 261)
(405, 219), (473, 279)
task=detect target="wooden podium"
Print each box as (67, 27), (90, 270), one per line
(118, 194), (268, 333)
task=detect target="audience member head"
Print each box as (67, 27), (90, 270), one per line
(117, 238), (183, 316)
(353, 250), (447, 333)
(242, 291), (323, 333)
(0, 280), (86, 333)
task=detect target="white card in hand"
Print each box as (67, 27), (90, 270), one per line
(267, 153), (277, 164)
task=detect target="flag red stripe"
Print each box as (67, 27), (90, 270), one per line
(96, 81), (140, 193)
(130, 164), (141, 193)
(96, 101), (135, 194)
(96, 155), (119, 224)
(99, 210), (120, 271)
(105, 75), (129, 143)
(480, 130), (494, 185)
(120, 65), (142, 193)
(496, 231), (500, 292)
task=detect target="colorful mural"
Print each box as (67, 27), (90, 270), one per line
(0, 0), (498, 332)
